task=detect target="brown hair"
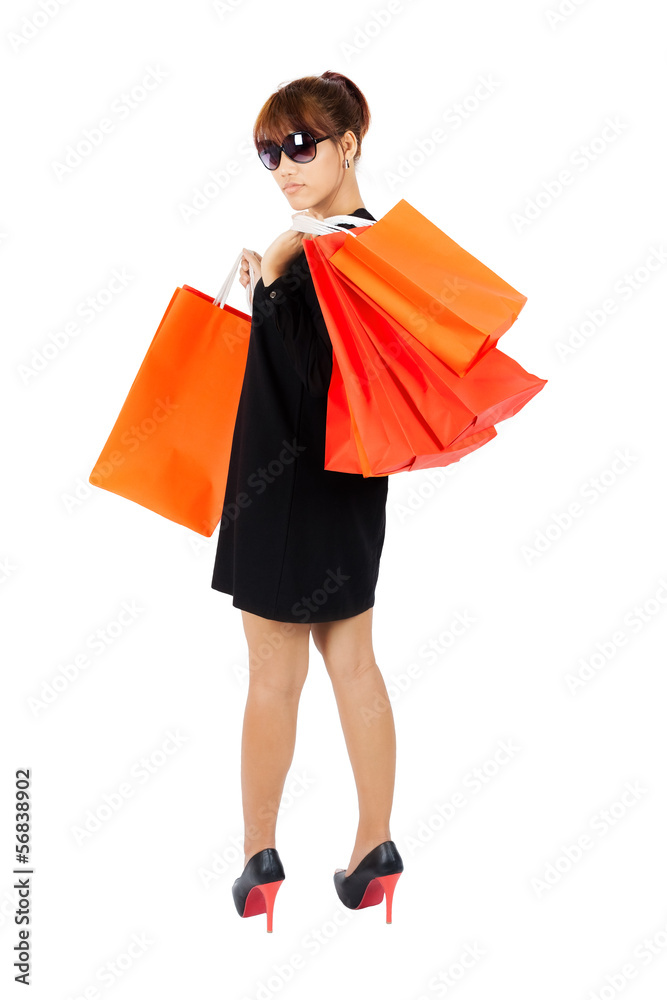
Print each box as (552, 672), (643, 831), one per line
(253, 71), (371, 163)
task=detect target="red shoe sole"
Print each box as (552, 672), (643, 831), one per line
(242, 879), (284, 932)
(355, 872), (402, 923)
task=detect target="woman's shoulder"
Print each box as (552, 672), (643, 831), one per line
(337, 206), (376, 227)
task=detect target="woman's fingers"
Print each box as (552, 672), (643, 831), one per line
(240, 248), (262, 288)
(239, 249), (262, 287)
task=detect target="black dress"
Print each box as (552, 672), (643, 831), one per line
(211, 207), (389, 624)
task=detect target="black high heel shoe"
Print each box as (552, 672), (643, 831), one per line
(232, 848), (285, 932)
(333, 840), (403, 923)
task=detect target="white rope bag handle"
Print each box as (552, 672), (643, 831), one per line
(212, 213), (376, 310)
(213, 250), (256, 309)
(289, 212), (376, 237)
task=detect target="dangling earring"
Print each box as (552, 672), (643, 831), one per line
(345, 158), (349, 169)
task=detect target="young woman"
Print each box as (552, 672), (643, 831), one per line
(211, 71), (403, 931)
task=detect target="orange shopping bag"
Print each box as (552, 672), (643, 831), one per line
(325, 199), (527, 377)
(300, 222), (546, 477)
(334, 251), (546, 468)
(301, 224), (490, 475)
(89, 254), (253, 536)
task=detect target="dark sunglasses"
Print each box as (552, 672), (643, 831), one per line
(257, 130), (333, 171)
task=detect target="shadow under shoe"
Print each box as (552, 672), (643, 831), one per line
(232, 847), (285, 932)
(333, 840), (404, 923)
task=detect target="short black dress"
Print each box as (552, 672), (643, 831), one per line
(211, 207), (389, 624)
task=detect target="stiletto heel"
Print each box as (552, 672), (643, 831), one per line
(333, 841), (403, 923)
(375, 871), (401, 923)
(232, 848), (285, 932)
(242, 879), (283, 932)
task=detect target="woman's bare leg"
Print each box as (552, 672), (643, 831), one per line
(239, 610), (311, 866)
(310, 607), (396, 875)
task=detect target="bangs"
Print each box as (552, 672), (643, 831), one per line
(253, 88), (335, 149)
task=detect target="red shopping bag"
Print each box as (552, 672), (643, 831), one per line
(323, 345), (497, 476)
(340, 262), (547, 435)
(304, 228), (486, 475)
(327, 198), (528, 376)
(303, 227), (546, 476)
(89, 255), (252, 535)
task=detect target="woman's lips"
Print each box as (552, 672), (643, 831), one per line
(284, 184), (303, 193)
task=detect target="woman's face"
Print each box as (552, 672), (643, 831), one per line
(271, 130), (354, 210)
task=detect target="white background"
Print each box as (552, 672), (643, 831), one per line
(2, 0), (666, 997)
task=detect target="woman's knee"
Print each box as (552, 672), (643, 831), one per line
(242, 611), (311, 695)
(323, 652), (378, 685)
(311, 609), (377, 683)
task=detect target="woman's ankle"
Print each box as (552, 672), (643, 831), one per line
(353, 831), (392, 853)
(244, 840), (276, 865)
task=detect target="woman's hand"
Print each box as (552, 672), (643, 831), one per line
(239, 249), (262, 290)
(254, 208), (325, 286)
